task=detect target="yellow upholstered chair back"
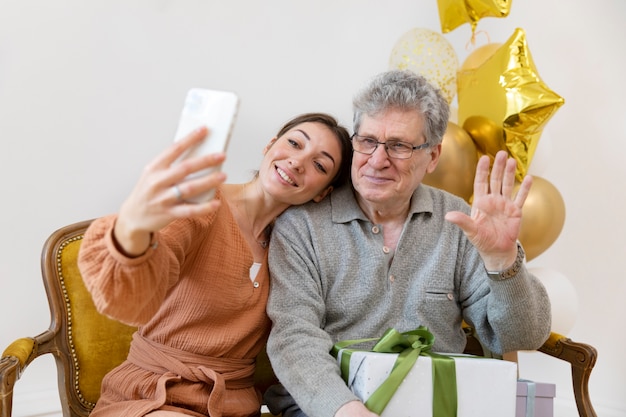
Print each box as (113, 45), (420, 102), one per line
(53, 222), (136, 412)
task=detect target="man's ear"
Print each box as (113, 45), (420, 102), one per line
(425, 143), (442, 174)
(312, 186), (334, 203)
(263, 137), (278, 154)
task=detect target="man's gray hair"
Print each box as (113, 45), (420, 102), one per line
(352, 70), (450, 146)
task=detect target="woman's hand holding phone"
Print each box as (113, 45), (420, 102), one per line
(114, 127), (226, 256)
(112, 88), (238, 257)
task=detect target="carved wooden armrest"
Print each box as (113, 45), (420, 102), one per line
(0, 356), (20, 417)
(1, 337), (39, 417)
(538, 332), (598, 417)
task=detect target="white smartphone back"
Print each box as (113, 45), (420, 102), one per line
(173, 88), (239, 203)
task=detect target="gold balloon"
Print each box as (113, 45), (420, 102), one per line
(460, 43), (502, 72)
(461, 45), (505, 162)
(463, 115), (505, 161)
(389, 27), (459, 104)
(437, 0), (511, 34)
(457, 28), (565, 182)
(423, 122), (478, 203)
(515, 176), (566, 261)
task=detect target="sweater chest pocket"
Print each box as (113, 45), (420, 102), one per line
(417, 288), (458, 317)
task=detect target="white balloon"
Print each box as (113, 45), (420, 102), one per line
(528, 267), (579, 335)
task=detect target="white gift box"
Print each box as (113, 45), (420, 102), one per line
(337, 350), (518, 417)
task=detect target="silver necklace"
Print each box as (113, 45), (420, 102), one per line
(256, 227), (271, 248)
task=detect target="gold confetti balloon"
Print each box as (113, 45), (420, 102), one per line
(457, 28), (565, 181)
(389, 27), (459, 104)
(437, 0), (512, 34)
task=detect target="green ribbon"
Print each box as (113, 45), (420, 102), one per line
(331, 327), (457, 417)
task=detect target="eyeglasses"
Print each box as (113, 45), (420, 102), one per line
(351, 134), (430, 159)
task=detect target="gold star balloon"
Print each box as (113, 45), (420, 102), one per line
(457, 28), (565, 180)
(437, 0), (512, 34)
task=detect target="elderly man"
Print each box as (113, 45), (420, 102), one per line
(264, 70), (551, 417)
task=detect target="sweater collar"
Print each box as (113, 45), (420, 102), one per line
(330, 183), (435, 224)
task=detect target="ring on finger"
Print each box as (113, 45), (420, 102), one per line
(172, 184), (184, 202)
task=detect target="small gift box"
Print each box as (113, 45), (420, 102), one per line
(333, 328), (518, 417)
(516, 380), (556, 417)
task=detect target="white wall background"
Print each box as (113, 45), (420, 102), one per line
(1, 1), (624, 416)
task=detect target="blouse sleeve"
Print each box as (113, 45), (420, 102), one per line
(77, 214), (190, 326)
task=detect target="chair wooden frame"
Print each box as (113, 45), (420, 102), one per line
(539, 333), (597, 417)
(1, 220), (136, 417)
(1, 220), (598, 417)
(2, 220), (101, 416)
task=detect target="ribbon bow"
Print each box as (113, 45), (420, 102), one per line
(332, 327), (457, 417)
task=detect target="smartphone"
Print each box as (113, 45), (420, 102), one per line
(173, 88), (239, 203)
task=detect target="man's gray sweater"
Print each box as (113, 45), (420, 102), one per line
(266, 184), (551, 417)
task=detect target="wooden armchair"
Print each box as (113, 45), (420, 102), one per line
(0, 220), (136, 417)
(0, 220), (597, 417)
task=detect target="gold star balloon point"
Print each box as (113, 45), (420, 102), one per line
(437, 0), (512, 34)
(457, 28), (565, 180)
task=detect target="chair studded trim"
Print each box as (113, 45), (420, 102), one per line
(55, 234), (97, 410)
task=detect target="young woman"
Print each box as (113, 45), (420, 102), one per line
(77, 113), (352, 417)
